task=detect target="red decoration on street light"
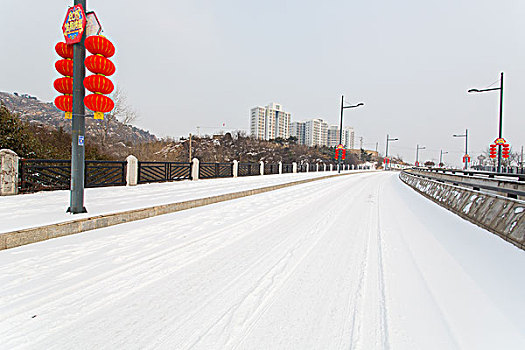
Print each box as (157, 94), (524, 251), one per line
(53, 77), (73, 94)
(489, 144), (497, 159)
(53, 42), (74, 119)
(84, 55), (115, 76)
(55, 59), (73, 77)
(84, 94), (115, 115)
(54, 95), (73, 114)
(85, 35), (115, 57)
(84, 75), (114, 95)
(502, 143), (510, 159)
(55, 42), (73, 59)
(83, 35), (116, 119)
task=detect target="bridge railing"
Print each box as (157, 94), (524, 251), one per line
(19, 159), (127, 193)
(407, 167), (525, 200)
(4, 147), (352, 194)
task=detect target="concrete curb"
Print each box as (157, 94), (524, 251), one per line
(1, 171), (369, 251)
(399, 171), (525, 251)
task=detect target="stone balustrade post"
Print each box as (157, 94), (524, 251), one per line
(0, 149), (19, 196)
(278, 161), (283, 174)
(306, 163), (309, 173)
(316, 164), (319, 172)
(233, 160), (238, 178)
(260, 161), (264, 175)
(293, 162), (297, 173)
(126, 155), (138, 186)
(192, 158), (199, 180)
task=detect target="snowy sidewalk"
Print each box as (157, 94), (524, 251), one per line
(0, 170), (364, 234)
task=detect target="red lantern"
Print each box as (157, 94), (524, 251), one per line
(84, 94), (115, 119)
(54, 95), (72, 113)
(85, 35), (115, 58)
(55, 59), (73, 77)
(85, 55), (115, 76)
(84, 75), (114, 95)
(55, 42), (73, 59)
(54, 42), (74, 119)
(53, 77), (73, 94)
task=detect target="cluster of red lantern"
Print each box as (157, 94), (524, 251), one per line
(53, 42), (74, 119)
(489, 144), (497, 159)
(84, 35), (115, 119)
(489, 140), (510, 159)
(334, 146), (346, 160)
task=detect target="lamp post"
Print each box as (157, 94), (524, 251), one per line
(68, 0), (88, 214)
(385, 134), (398, 170)
(416, 144), (426, 167)
(339, 95), (364, 173)
(453, 128), (468, 170)
(439, 150), (448, 167)
(468, 72), (504, 173)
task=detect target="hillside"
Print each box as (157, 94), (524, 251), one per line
(0, 92), (156, 148)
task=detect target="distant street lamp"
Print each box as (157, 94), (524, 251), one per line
(415, 144), (426, 166)
(468, 72), (504, 172)
(439, 150), (448, 167)
(453, 128), (469, 170)
(385, 134), (398, 170)
(339, 95), (364, 173)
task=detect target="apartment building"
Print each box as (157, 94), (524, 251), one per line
(250, 103), (291, 140)
(326, 125), (355, 148)
(290, 121), (306, 145)
(304, 118), (328, 147)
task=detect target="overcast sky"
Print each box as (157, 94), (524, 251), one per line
(1, 0), (524, 166)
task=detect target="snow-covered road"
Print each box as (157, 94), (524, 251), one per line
(1, 172), (524, 349)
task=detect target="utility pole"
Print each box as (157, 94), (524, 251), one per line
(68, 0), (87, 214)
(189, 133), (192, 162)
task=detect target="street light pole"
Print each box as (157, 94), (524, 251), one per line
(338, 95), (364, 173)
(68, 0), (87, 214)
(453, 128), (468, 170)
(416, 144), (426, 166)
(439, 150), (448, 167)
(468, 72), (504, 173)
(385, 134), (398, 170)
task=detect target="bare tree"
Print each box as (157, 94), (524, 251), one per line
(109, 86), (139, 125)
(97, 86), (139, 147)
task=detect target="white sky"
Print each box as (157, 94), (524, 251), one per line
(1, 0), (524, 166)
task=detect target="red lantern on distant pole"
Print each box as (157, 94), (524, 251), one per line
(53, 42), (74, 119)
(83, 35), (115, 119)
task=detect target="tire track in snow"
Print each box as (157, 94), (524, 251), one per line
(1, 177), (360, 345)
(155, 176), (373, 349)
(376, 181), (390, 349)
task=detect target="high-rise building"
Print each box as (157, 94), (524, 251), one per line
(327, 125), (340, 147)
(304, 118), (328, 147)
(326, 125), (355, 148)
(290, 121), (306, 145)
(250, 103), (291, 140)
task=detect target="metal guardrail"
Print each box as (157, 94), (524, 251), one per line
(238, 163), (259, 176)
(199, 162), (233, 179)
(264, 163), (279, 175)
(407, 168), (525, 199)
(417, 167), (525, 181)
(282, 164), (293, 173)
(138, 161), (191, 183)
(19, 159), (127, 193)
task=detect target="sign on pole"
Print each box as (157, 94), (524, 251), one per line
(62, 4), (87, 45)
(86, 11), (102, 36)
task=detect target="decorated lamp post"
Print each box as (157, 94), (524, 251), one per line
(52, 1), (115, 213)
